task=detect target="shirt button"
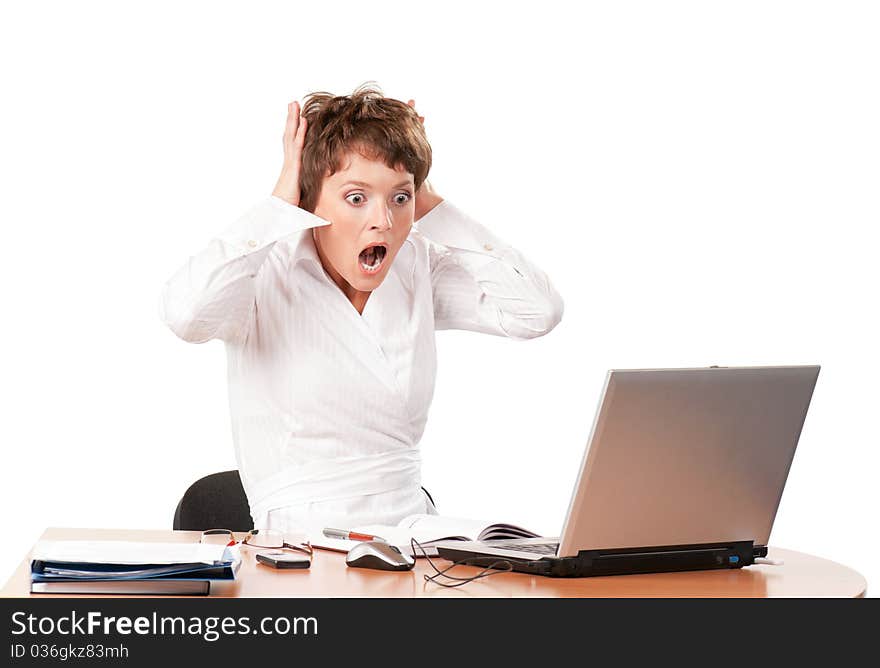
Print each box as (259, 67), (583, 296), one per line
(483, 243), (494, 251)
(247, 240), (258, 248)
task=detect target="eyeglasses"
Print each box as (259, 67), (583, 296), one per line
(200, 529), (238, 547)
(200, 529), (313, 559)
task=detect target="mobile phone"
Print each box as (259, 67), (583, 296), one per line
(255, 551), (311, 569)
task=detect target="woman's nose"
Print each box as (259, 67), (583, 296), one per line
(370, 203), (393, 231)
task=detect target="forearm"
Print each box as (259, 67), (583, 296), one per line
(417, 200), (564, 339)
(160, 197), (329, 344)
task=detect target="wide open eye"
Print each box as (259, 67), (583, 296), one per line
(394, 192), (412, 205)
(345, 193), (366, 205)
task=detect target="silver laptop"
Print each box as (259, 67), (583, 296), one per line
(436, 365), (820, 577)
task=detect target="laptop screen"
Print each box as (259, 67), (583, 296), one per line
(556, 366), (819, 557)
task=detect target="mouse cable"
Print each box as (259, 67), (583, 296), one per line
(410, 538), (514, 588)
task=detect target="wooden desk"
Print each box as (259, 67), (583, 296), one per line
(1, 527), (867, 598)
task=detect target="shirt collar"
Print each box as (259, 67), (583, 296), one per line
(288, 228), (323, 269)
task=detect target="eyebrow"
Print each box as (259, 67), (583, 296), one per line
(338, 179), (414, 190)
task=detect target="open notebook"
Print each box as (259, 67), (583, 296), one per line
(311, 513), (539, 557)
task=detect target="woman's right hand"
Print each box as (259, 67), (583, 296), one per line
(271, 101), (308, 206)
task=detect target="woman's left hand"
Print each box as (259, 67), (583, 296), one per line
(407, 99), (443, 220)
(406, 99), (425, 125)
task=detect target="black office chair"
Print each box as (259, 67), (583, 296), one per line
(173, 470), (254, 532)
(172, 469), (438, 532)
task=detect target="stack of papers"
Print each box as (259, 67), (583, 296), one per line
(30, 540), (241, 596)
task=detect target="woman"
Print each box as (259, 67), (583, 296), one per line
(160, 83), (564, 536)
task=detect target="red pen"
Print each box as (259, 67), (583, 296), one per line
(322, 528), (387, 542)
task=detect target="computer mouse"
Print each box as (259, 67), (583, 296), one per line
(345, 541), (415, 572)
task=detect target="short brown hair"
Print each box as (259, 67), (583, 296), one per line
(298, 82), (432, 213)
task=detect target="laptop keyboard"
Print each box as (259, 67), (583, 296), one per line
(495, 541), (558, 555)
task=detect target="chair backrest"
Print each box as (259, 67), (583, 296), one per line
(173, 470), (254, 532)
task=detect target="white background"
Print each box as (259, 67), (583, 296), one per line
(1, 1), (877, 595)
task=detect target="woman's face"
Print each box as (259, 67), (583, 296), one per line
(312, 150), (415, 307)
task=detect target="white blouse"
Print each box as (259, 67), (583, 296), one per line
(160, 196), (563, 536)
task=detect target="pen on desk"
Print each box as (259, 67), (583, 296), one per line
(323, 528), (387, 542)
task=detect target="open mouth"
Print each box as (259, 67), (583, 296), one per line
(358, 244), (388, 275)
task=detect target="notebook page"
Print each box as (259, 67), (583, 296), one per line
(375, 514), (494, 542)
